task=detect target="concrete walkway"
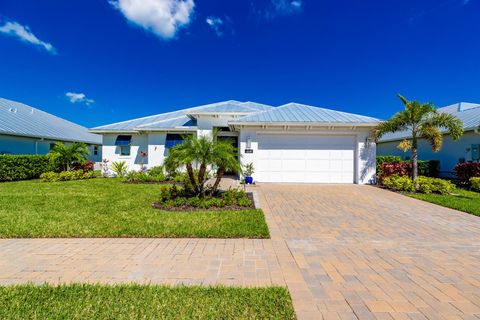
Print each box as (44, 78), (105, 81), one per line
(1, 184), (480, 319)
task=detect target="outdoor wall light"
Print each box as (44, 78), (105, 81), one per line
(246, 137), (252, 149)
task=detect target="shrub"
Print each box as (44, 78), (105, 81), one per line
(0, 155), (53, 181)
(380, 162), (411, 179)
(40, 170), (96, 182)
(455, 163), (480, 186)
(382, 174), (415, 192)
(111, 161), (128, 177)
(72, 160), (94, 173)
(123, 168), (167, 184)
(416, 176), (455, 195)
(470, 177), (480, 192)
(376, 156), (402, 175)
(156, 186), (252, 209)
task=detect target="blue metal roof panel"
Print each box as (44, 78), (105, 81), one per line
(92, 100), (275, 131)
(233, 103), (381, 124)
(379, 102), (480, 142)
(0, 98), (102, 144)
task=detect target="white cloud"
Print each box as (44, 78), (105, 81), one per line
(252, 0), (303, 20)
(109, 0), (195, 40)
(0, 20), (56, 54)
(206, 16), (224, 36)
(66, 92), (95, 106)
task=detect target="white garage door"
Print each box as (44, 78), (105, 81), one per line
(256, 134), (355, 183)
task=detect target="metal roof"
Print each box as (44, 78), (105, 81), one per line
(379, 102), (480, 142)
(91, 100), (275, 132)
(0, 98), (102, 144)
(231, 103), (381, 125)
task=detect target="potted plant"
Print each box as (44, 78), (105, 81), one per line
(243, 163), (254, 184)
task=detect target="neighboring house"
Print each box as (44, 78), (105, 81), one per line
(377, 102), (480, 177)
(0, 98), (102, 162)
(91, 100), (380, 184)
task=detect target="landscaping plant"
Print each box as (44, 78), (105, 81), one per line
(470, 177), (480, 192)
(382, 174), (415, 192)
(455, 162), (480, 186)
(111, 161), (128, 177)
(40, 170), (95, 182)
(374, 94), (463, 180)
(163, 130), (240, 196)
(47, 142), (90, 171)
(0, 155), (52, 181)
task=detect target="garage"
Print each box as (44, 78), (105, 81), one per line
(255, 134), (355, 183)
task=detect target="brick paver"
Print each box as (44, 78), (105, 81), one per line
(257, 184), (480, 320)
(1, 184), (480, 320)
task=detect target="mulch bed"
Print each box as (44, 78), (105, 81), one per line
(151, 192), (256, 212)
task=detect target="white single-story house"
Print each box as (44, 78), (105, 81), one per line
(0, 97), (102, 162)
(90, 100), (380, 184)
(377, 102), (480, 177)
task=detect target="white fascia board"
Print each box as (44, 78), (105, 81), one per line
(1, 132), (101, 145)
(228, 121), (379, 127)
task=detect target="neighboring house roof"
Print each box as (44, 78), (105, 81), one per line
(0, 98), (102, 144)
(230, 103), (381, 125)
(91, 100), (275, 132)
(91, 100), (380, 133)
(379, 102), (480, 143)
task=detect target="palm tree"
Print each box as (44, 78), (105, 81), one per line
(164, 130), (240, 196)
(48, 142), (90, 171)
(374, 94), (463, 180)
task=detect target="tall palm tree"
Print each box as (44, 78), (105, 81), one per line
(164, 130), (240, 196)
(48, 142), (90, 171)
(374, 94), (463, 180)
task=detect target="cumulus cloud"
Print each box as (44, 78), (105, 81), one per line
(206, 16), (224, 36)
(252, 0), (303, 20)
(0, 20), (56, 54)
(66, 92), (95, 106)
(109, 0), (195, 40)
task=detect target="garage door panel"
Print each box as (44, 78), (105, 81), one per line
(256, 134), (355, 184)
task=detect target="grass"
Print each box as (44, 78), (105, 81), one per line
(0, 178), (269, 238)
(0, 284), (295, 320)
(408, 188), (480, 217)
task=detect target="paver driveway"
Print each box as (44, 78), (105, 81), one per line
(1, 184), (479, 320)
(258, 184), (480, 319)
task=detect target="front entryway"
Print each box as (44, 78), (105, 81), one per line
(255, 134), (355, 183)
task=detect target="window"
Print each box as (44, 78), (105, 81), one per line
(120, 146), (130, 156)
(165, 134), (187, 149)
(115, 135), (132, 157)
(93, 146), (99, 156)
(472, 144), (480, 161)
(49, 143), (56, 151)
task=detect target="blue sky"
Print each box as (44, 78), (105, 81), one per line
(0, 0), (479, 127)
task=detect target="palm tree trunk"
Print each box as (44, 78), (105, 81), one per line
(185, 163), (198, 192)
(211, 167), (225, 195)
(197, 163), (207, 193)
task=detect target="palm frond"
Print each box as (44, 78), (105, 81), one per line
(423, 112), (464, 141)
(419, 125), (443, 152)
(373, 112), (408, 141)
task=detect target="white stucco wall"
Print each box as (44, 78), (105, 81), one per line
(377, 131), (480, 177)
(147, 133), (167, 168)
(0, 134), (101, 162)
(238, 127), (376, 184)
(102, 133), (148, 172)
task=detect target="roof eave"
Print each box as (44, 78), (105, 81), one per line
(0, 131), (101, 145)
(228, 121), (380, 127)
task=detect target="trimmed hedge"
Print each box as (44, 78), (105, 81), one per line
(0, 155), (53, 182)
(376, 156), (440, 179)
(455, 162), (480, 186)
(376, 156), (402, 176)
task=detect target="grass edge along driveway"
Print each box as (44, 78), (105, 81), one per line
(0, 284), (295, 320)
(407, 188), (480, 217)
(0, 179), (269, 238)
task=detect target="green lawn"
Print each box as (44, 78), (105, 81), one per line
(0, 179), (269, 238)
(408, 188), (480, 217)
(0, 284), (295, 320)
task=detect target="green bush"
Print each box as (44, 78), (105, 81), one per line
(156, 186), (252, 209)
(0, 155), (53, 182)
(469, 177), (480, 192)
(40, 170), (96, 182)
(123, 168), (167, 183)
(416, 176), (455, 195)
(382, 174), (415, 192)
(415, 160), (440, 177)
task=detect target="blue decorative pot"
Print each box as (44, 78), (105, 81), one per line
(245, 176), (253, 184)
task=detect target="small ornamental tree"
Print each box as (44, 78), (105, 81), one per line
(374, 94), (463, 181)
(48, 142), (90, 171)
